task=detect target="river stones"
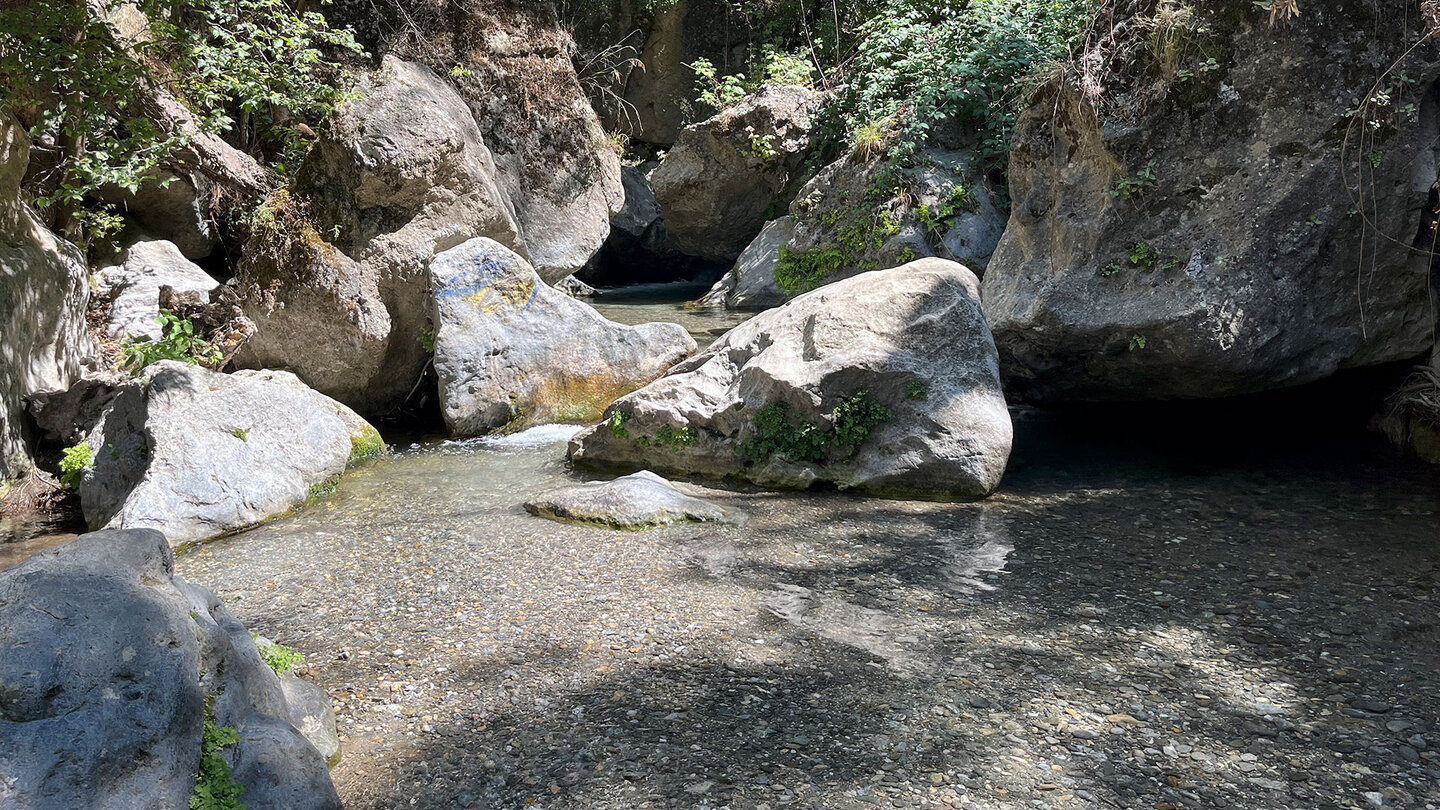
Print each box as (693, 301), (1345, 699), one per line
(429, 238), (695, 437)
(571, 258), (1013, 499)
(78, 361), (384, 546)
(524, 470), (740, 529)
(94, 239), (220, 340)
(0, 529), (341, 810)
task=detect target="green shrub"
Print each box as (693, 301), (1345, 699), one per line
(119, 310), (223, 374)
(742, 391), (890, 465)
(59, 443), (93, 489)
(655, 425), (699, 449)
(606, 409), (632, 439)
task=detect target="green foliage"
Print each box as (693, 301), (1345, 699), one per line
(818, 0), (1092, 164)
(1128, 241), (1159, 271)
(119, 310), (223, 374)
(1128, 334), (1148, 352)
(306, 475), (340, 502)
(190, 700), (244, 810)
(906, 381), (929, 400)
(0, 0), (362, 227)
(229, 428), (250, 442)
(742, 391), (890, 465)
(917, 182), (977, 241)
(654, 425), (699, 449)
(59, 443), (93, 489)
(1106, 160), (1159, 199)
(690, 57), (749, 110)
(418, 329), (437, 354)
(775, 245), (847, 295)
(606, 409), (632, 439)
(252, 634), (305, 676)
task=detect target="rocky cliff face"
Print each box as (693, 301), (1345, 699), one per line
(982, 0), (1440, 401)
(0, 115), (92, 483)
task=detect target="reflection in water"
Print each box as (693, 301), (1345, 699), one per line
(589, 281), (751, 349)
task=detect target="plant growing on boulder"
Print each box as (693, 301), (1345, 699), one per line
(742, 391), (890, 465)
(252, 634), (305, 676)
(190, 697), (244, 810)
(59, 443), (93, 489)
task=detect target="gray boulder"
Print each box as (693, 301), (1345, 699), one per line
(95, 171), (219, 259)
(572, 258), (1012, 498)
(94, 239), (219, 340)
(651, 85), (819, 262)
(0, 529), (340, 810)
(79, 362), (384, 546)
(429, 238), (695, 436)
(524, 470), (740, 529)
(697, 216), (794, 310)
(981, 0), (1438, 401)
(0, 113), (92, 483)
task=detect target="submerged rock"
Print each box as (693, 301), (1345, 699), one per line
(79, 362), (384, 546)
(0, 113), (92, 482)
(525, 470), (739, 529)
(651, 85), (819, 262)
(572, 258), (1012, 498)
(981, 2), (1438, 401)
(429, 238), (695, 436)
(0, 529), (341, 809)
(94, 239), (219, 340)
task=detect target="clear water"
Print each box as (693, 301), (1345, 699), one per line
(589, 280), (750, 349)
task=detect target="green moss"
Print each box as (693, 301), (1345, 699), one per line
(775, 245), (847, 295)
(347, 426), (386, 466)
(306, 474), (341, 503)
(742, 391), (890, 465)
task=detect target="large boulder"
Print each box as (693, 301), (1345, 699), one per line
(94, 239), (219, 341)
(651, 85), (820, 262)
(699, 149), (1006, 311)
(524, 470), (740, 529)
(0, 529), (341, 809)
(78, 362), (384, 546)
(94, 171), (219, 260)
(0, 114), (91, 483)
(429, 238), (695, 436)
(571, 258), (1013, 498)
(981, 1), (1439, 401)
(237, 52), (624, 416)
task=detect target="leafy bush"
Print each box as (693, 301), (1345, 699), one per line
(59, 444), (93, 489)
(819, 0), (1092, 164)
(252, 634), (306, 676)
(742, 391), (890, 464)
(119, 311), (223, 374)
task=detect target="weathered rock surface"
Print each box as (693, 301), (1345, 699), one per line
(238, 52), (622, 415)
(0, 529), (341, 810)
(94, 239), (219, 340)
(697, 216), (793, 310)
(651, 85), (819, 262)
(0, 114), (91, 482)
(95, 171), (219, 259)
(981, 2), (1439, 401)
(430, 238), (695, 436)
(79, 361), (383, 546)
(524, 470), (739, 529)
(572, 259), (1012, 498)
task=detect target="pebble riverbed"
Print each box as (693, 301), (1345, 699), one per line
(174, 413), (1440, 810)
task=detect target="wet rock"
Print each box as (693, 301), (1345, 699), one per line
(79, 361), (383, 546)
(524, 470), (739, 529)
(429, 238), (695, 436)
(279, 672), (343, 766)
(94, 239), (219, 340)
(981, 3), (1438, 401)
(572, 258), (1013, 498)
(0, 112), (92, 482)
(652, 85), (819, 262)
(0, 529), (340, 809)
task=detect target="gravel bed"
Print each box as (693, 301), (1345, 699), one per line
(176, 426), (1440, 810)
